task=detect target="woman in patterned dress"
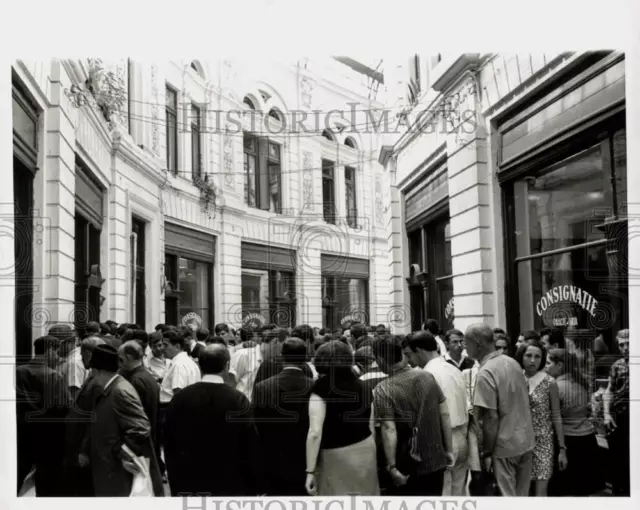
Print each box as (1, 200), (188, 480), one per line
(516, 340), (567, 496)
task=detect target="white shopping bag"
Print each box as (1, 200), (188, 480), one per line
(18, 468), (36, 497)
(122, 444), (154, 497)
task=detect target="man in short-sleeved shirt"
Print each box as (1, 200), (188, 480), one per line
(373, 335), (452, 496)
(465, 323), (534, 497)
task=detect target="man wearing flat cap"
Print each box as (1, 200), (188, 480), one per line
(81, 344), (163, 496)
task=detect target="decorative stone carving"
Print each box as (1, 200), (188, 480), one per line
(150, 64), (160, 155)
(301, 76), (314, 109)
(223, 125), (235, 189)
(85, 58), (127, 129)
(375, 176), (384, 226)
(302, 151), (314, 212)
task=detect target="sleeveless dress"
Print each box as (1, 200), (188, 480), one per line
(529, 373), (554, 480)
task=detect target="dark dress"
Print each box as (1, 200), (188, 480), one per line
(164, 380), (263, 496)
(251, 367), (314, 495)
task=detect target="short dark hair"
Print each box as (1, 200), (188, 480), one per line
(522, 330), (540, 342)
(133, 330), (149, 346)
(444, 329), (464, 343)
(179, 325), (194, 340)
(539, 328), (552, 338)
(515, 339), (547, 371)
(494, 332), (511, 346)
(148, 331), (163, 345)
(291, 324), (314, 344)
(281, 338), (308, 365)
(207, 336), (227, 346)
(163, 331), (185, 350)
(493, 327), (506, 335)
(402, 330), (438, 353)
(199, 345), (230, 375)
(85, 322), (101, 336)
(314, 340), (354, 375)
(34, 336), (60, 355)
(99, 323), (111, 336)
(196, 328), (210, 342)
(350, 324), (365, 340)
(424, 319), (440, 335)
(262, 329), (280, 344)
(120, 329), (135, 342)
(214, 323), (229, 335)
(318, 328), (328, 336)
(155, 324), (170, 332)
(549, 329), (565, 348)
(372, 335), (404, 366)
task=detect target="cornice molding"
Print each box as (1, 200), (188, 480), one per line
(432, 54), (481, 92)
(111, 129), (167, 187)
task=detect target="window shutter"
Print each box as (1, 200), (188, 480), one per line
(258, 137), (270, 210)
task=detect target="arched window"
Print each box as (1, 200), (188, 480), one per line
(243, 96), (256, 110)
(322, 129), (335, 141)
(344, 137), (357, 149)
(268, 109), (282, 122)
(190, 61), (204, 79)
(259, 90), (271, 101)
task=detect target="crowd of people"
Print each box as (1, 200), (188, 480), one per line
(16, 317), (630, 498)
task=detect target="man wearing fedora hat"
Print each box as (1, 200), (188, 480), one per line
(80, 344), (163, 496)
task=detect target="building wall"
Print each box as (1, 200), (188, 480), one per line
(384, 52), (602, 334)
(14, 57), (390, 341)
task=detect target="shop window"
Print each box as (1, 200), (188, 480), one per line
(322, 159), (336, 224)
(427, 217), (454, 331)
(345, 166), (357, 228)
(506, 127), (628, 349)
(165, 85), (178, 174)
(74, 215), (102, 334)
(164, 253), (213, 328)
(243, 133), (282, 213)
(130, 218), (146, 329)
(191, 103), (202, 179)
(241, 269), (295, 328)
(321, 275), (369, 330)
(12, 83), (38, 363)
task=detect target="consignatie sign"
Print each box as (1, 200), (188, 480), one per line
(182, 312), (203, 331)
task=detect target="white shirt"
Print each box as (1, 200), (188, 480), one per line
(425, 356), (469, 429)
(229, 345), (262, 399)
(60, 346), (87, 389)
(435, 335), (448, 357)
(201, 374), (225, 384)
(160, 351), (201, 403)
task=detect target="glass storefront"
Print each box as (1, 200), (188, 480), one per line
(322, 276), (369, 329)
(241, 243), (296, 329)
(164, 223), (215, 329)
(506, 127), (627, 351)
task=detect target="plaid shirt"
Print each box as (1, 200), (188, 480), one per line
(609, 358), (629, 417)
(373, 367), (448, 476)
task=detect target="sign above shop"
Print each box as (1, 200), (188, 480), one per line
(535, 285), (599, 318)
(181, 312), (202, 331)
(445, 297), (455, 320)
(242, 312), (266, 329)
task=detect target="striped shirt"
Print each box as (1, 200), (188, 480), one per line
(373, 366), (448, 476)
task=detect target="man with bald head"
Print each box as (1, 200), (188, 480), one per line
(464, 323), (535, 496)
(164, 344), (262, 496)
(118, 340), (160, 456)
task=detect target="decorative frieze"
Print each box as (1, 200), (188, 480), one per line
(150, 64), (159, 155)
(302, 151), (314, 211)
(301, 76), (314, 109)
(375, 176), (384, 226)
(223, 125), (235, 189)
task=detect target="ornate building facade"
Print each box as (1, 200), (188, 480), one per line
(11, 57), (390, 357)
(381, 52), (628, 350)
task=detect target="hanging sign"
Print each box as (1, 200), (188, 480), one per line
(242, 312), (265, 329)
(181, 312), (202, 331)
(535, 285), (598, 327)
(444, 297), (455, 320)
